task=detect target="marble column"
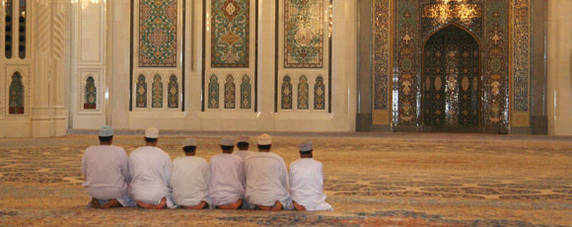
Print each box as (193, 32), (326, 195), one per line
(547, 0), (572, 135)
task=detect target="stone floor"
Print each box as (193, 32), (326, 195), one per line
(0, 133), (571, 226)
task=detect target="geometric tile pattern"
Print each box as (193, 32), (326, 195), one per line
(297, 75), (309, 110)
(83, 76), (97, 110)
(484, 0), (509, 129)
(168, 75), (179, 108)
(281, 75), (293, 110)
(511, 0), (530, 113)
(284, 0), (323, 68)
(136, 75), (147, 108)
(394, 0), (420, 125)
(224, 75), (236, 109)
(18, 0), (25, 59)
(139, 0), (178, 67)
(314, 75), (325, 110)
(211, 0), (250, 68)
(8, 72), (24, 114)
(208, 74), (220, 109)
(372, 0), (390, 110)
(152, 74), (163, 108)
(240, 74), (251, 109)
(4, 0), (13, 59)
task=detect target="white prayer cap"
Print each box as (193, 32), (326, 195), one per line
(257, 133), (272, 145)
(145, 127), (159, 139)
(238, 136), (250, 143)
(299, 141), (313, 152)
(183, 138), (197, 147)
(221, 137), (235, 146)
(99, 126), (114, 137)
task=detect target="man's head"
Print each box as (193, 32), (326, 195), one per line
(237, 136), (249, 150)
(182, 138), (197, 156)
(145, 127), (159, 146)
(299, 141), (313, 158)
(257, 134), (272, 152)
(98, 126), (114, 145)
(221, 137), (235, 153)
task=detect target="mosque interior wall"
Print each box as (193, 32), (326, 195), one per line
(0, 0), (570, 137)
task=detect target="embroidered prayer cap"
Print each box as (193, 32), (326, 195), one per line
(99, 126), (114, 137)
(221, 137), (235, 146)
(257, 133), (272, 145)
(238, 136), (250, 143)
(145, 127), (159, 139)
(183, 138), (197, 147)
(299, 141), (313, 153)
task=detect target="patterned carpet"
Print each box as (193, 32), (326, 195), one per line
(0, 133), (570, 226)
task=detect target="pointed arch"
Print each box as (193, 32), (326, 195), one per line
(224, 75), (236, 109)
(208, 74), (219, 109)
(152, 74), (163, 108)
(9, 72), (24, 114)
(314, 75), (325, 110)
(168, 75), (179, 108)
(84, 76), (97, 110)
(297, 75), (309, 110)
(281, 75), (293, 110)
(240, 74), (251, 109)
(136, 74), (147, 108)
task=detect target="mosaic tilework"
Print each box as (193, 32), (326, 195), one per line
(211, 0), (250, 68)
(8, 72), (24, 114)
(83, 76), (97, 110)
(167, 75), (179, 108)
(394, 0), (419, 125)
(136, 75), (147, 108)
(512, 0), (530, 113)
(284, 0), (323, 68)
(421, 0), (483, 40)
(281, 75), (293, 109)
(372, 0), (390, 110)
(208, 74), (220, 109)
(297, 75), (309, 110)
(484, 0), (509, 129)
(152, 74), (163, 108)
(138, 0), (177, 67)
(224, 75), (236, 109)
(240, 74), (251, 109)
(314, 76), (325, 110)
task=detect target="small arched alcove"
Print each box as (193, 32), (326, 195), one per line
(422, 25), (481, 131)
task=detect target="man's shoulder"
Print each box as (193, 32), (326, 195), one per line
(291, 158), (320, 168)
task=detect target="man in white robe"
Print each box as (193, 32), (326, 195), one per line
(244, 134), (292, 211)
(129, 128), (175, 209)
(289, 141), (333, 211)
(82, 126), (135, 208)
(208, 137), (245, 209)
(170, 138), (210, 209)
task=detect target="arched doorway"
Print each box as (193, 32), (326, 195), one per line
(422, 25), (481, 131)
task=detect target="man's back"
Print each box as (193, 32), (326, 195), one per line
(82, 145), (130, 201)
(171, 156), (210, 206)
(129, 146), (172, 205)
(289, 158), (332, 211)
(244, 152), (289, 207)
(208, 154), (245, 206)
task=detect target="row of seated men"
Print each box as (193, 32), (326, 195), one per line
(81, 126), (332, 211)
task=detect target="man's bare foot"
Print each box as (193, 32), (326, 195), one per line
(137, 197), (167, 209)
(217, 199), (243, 209)
(89, 198), (101, 209)
(101, 199), (122, 209)
(293, 201), (306, 211)
(182, 201), (208, 210)
(256, 201), (282, 211)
